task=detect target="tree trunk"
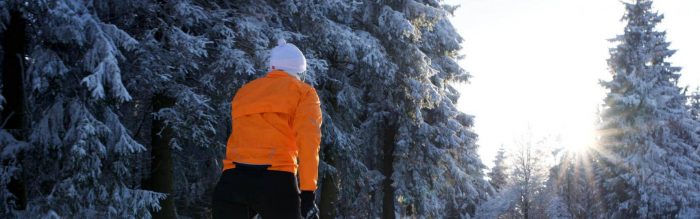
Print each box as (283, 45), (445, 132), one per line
(522, 191), (529, 219)
(382, 121), (397, 219)
(148, 93), (176, 219)
(319, 142), (338, 219)
(1, 10), (27, 211)
(319, 172), (338, 219)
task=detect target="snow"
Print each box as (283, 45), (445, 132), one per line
(3, 0), (697, 218)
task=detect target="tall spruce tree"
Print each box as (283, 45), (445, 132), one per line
(0, 0), (164, 217)
(489, 146), (509, 192)
(596, 0), (700, 217)
(374, 2), (492, 217)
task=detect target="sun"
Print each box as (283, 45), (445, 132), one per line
(558, 119), (597, 154)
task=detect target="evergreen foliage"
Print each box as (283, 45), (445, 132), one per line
(488, 146), (509, 192)
(596, 0), (700, 217)
(0, 0), (490, 218)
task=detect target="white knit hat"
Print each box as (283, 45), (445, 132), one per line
(269, 39), (307, 75)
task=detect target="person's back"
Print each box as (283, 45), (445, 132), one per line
(224, 69), (321, 189)
(213, 40), (322, 219)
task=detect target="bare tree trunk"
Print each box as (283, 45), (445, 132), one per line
(319, 140), (338, 218)
(522, 193), (529, 219)
(1, 10), (27, 211)
(319, 170), (338, 218)
(382, 121), (397, 219)
(147, 93), (176, 219)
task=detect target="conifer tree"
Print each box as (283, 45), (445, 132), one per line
(107, 1), (233, 217)
(549, 150), (602, 218)
(475, 132), (552, 219)
(1, 1), (163, 217)
(489, 146), (509, 192)
(596, 0), (700, 217)
(221, 1), (491, 218)
(0, 0), (491, 217)
(689, 88), (700, 123)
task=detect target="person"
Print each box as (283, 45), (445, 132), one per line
(212, 39), (322, 219)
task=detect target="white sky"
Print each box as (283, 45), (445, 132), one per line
(446, 0), (700, 168)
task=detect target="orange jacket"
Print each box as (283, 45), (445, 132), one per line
(223, 70), (322, 191)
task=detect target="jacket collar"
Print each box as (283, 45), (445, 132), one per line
(267, 70), (300, 80)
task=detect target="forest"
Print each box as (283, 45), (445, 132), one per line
(0, 0), (699, 218)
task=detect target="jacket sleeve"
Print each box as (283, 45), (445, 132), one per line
(294, 87), (323, 191)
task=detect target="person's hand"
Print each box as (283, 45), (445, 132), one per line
(300, 191), (319, 219)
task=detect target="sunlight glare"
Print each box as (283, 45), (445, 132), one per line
(558, 117), (597, 154)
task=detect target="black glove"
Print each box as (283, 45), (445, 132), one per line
(300, 191), (319, 219)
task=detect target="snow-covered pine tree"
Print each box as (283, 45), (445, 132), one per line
(104, 0), (228, 217)
(263, 2), (384, 217)
(689, 88), (700, 123)
(371, 2), (492, 217)
(489, 146), (509, 192)
(549, 150), (602, 218)
(596, 0), (700, 217)
(690, 90), (700, 153)
(690, 89), (700, 151)
(544, 194), (574, 219)
(207, 1), (492, 218)
(2, 0), (492, 217)
(508, 133), (552, 219)
(1, 0), (163, 217)
(691, 91), (699, 111)
(475, 132), (553, 219)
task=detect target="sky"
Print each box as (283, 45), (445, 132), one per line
(446, 0), (700, 168)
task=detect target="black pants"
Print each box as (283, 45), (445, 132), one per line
(212, 165), (302, 219)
